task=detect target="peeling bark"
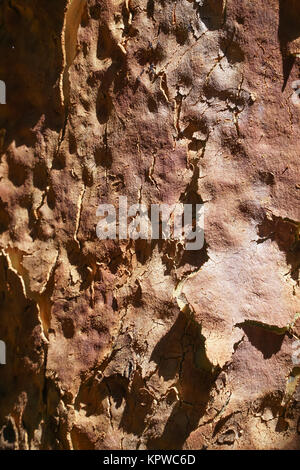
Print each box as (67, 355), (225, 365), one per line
(0, 0), (300, 450)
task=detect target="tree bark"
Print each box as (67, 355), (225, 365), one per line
(0, 0), (300, 450)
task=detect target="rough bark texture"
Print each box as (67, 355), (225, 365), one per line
(0, 0), (300, 450)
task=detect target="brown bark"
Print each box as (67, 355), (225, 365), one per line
(0, 0), (300, 449)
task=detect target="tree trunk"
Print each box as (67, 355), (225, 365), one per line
(0, 0), (300, 450)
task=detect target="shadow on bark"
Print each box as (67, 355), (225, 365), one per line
(278, 0), (300, 90)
